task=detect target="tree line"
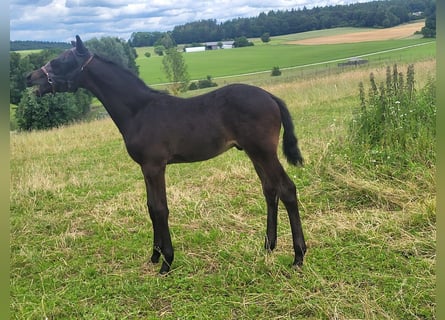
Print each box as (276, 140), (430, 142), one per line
(130, 0), (435, 46)
(10, 40), (71, 51)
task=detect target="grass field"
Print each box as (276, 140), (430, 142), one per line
(136, 36), (434, 85)
(10, 27), (436, 319)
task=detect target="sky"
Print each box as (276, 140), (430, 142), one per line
(10, 0), (371, 42)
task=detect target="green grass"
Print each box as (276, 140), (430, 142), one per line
(10, 54), (435, 319)
(136, 38), (435, 85)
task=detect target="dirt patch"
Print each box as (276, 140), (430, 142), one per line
(289, 21), (424, 45)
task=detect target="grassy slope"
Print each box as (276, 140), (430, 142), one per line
(10, 59), (436, 319)
(10, 28), (436, 319)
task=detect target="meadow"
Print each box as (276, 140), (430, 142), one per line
(10, 29), (436, 319)
(136, 37), (434, 85)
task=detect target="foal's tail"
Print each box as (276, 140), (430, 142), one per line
(271, 95), (304, 166)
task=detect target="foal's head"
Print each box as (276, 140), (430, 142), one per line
(26, 35), (93, 96)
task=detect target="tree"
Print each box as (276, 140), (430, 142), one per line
(421, 1), (436, 38)
(10, 52), (29, 104)
(129, 31), (164, 47)
(155, 32), (176, 49)
(86, 37), (139, 75)
(162, 48), (190, 95)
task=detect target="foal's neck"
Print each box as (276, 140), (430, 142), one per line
(81, 57), (154, 133)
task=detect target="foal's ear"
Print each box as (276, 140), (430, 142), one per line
(71, 40), (76, 47)
(75, 35), (88, 55)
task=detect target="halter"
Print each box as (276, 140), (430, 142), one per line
(81, 54), (94, 71)
(40, 51), (94, 93)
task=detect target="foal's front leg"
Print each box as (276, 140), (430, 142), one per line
(142, 164), (174, 274)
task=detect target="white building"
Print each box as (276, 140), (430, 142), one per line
(185, 46), (206, 53)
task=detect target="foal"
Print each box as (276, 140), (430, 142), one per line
(27, 35), (307, 274)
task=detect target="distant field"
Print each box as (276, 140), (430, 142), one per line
(254, 27), (376, 44)
(290, 21), (425, 45)
(12, 49), (42, 56)
(136, 37), (435, 85)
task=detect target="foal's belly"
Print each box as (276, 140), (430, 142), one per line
(167, 139), (238, 164)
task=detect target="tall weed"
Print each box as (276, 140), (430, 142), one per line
(319, 64), (436, 210)
(349, 64), (436, 177)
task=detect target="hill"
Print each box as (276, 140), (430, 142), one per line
(10, 57), (436, 318)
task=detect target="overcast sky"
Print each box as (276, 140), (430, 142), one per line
(10, 0), (371, 42)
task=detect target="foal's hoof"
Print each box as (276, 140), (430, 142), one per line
(264, 236), (276, 252)
(292, 257), (304, 268)
(151, 247), (161, 263)
(292, 250), (306, 268)
(159, 262), (171, 275)
(151, 253), (161, 264)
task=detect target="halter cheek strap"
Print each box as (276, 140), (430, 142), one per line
(81, 54), (94, 71)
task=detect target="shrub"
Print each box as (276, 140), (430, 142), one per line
(188, 82), (198, 90)
(233, 36), (254, 48)
(271, 66), (282, 76)
(154, 45), (165, 56)
(189, 75), (218, 90)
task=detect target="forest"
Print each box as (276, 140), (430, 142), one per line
(130, 0), (434, 46)
(10, 40), (71, 51)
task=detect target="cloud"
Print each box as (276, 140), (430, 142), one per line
(10, 0), (370, 42)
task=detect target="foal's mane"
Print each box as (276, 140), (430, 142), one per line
(91, 53), (168, 96)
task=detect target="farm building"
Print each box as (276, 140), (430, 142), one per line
(185, 41), (235, 53)
(185, 46), (206, 53)
(204, 41), (234, 50)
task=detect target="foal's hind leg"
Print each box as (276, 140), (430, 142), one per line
(250, 153), (306, 267)
(252, 163), (279, 252)
(278, 170), (306, 266)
